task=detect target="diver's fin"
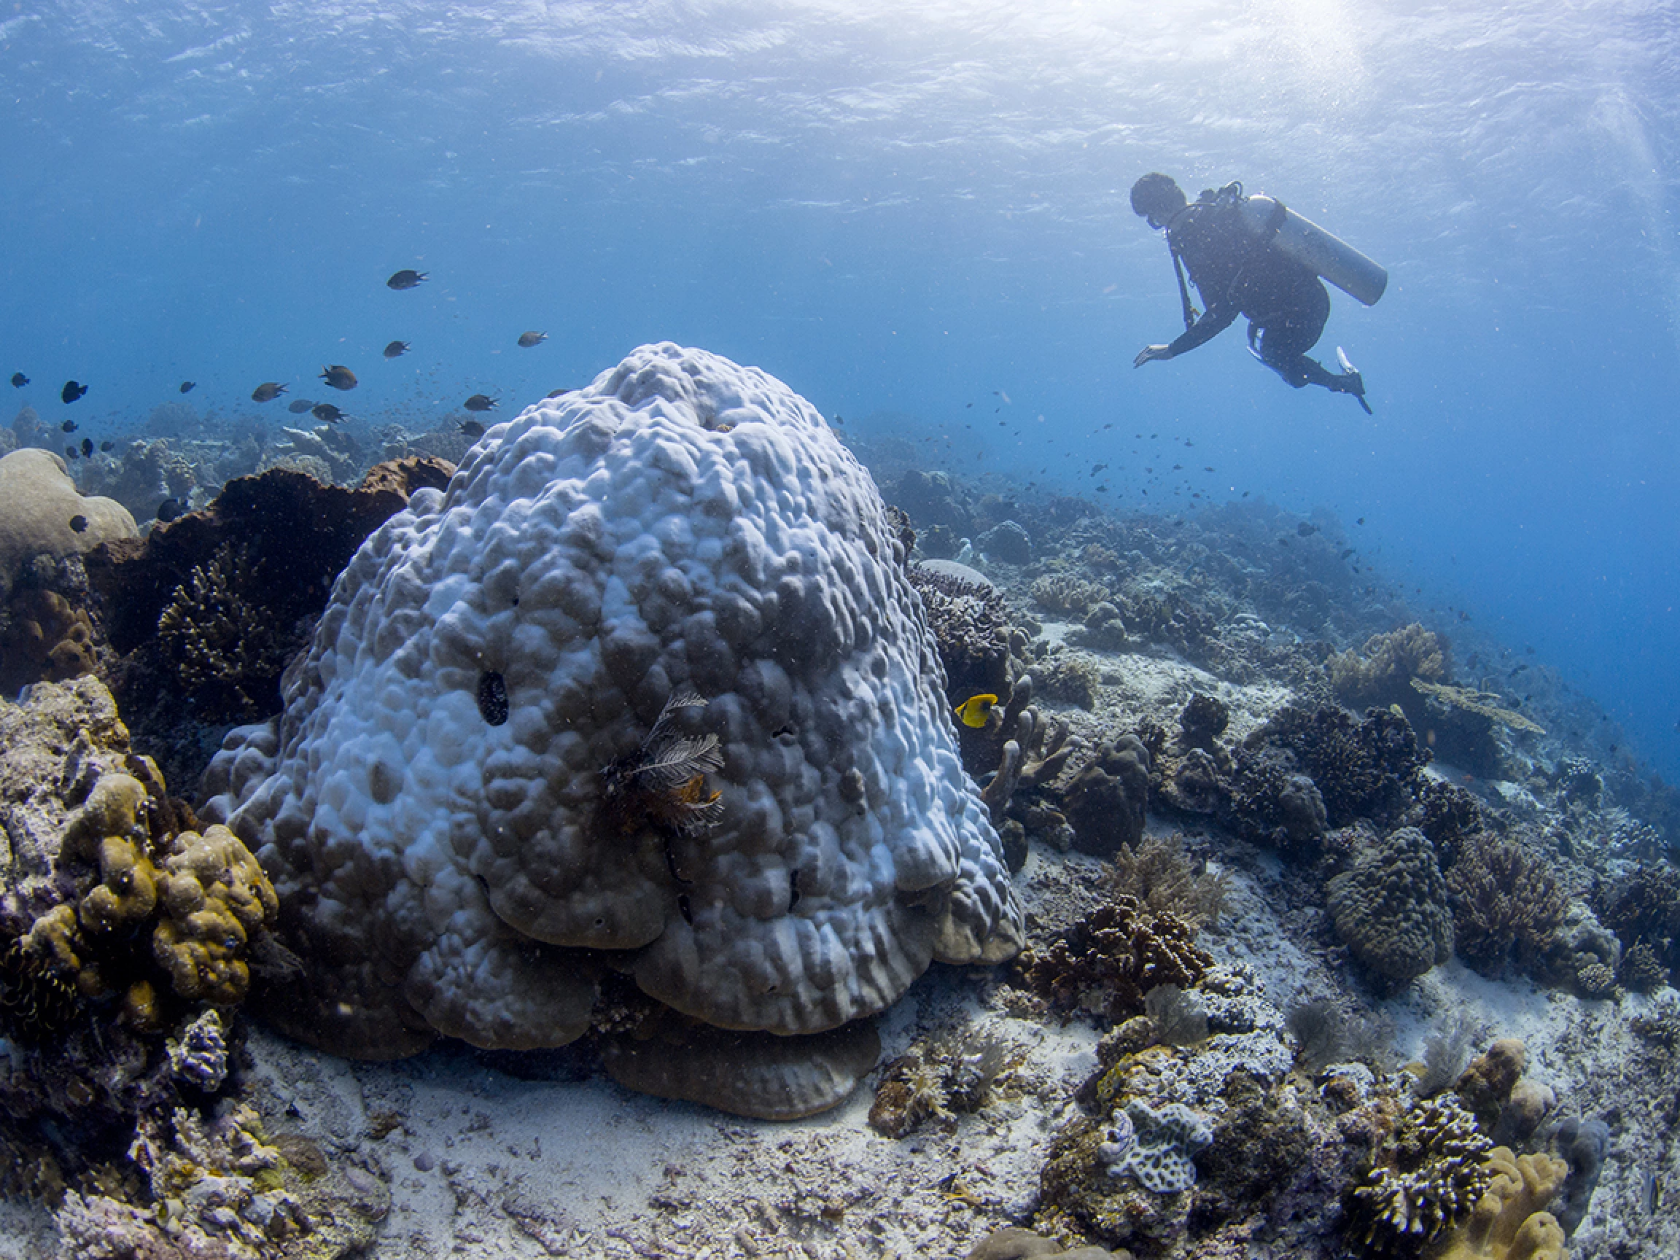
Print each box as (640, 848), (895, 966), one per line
(1335, 346), (1374, 414)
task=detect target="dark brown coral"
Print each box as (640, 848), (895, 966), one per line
(1062, 736), (1151, 857)
(1016, 893), (1212, 1024)
(1444, 832), (1569, 979)
(1246, 703), (1429, 830)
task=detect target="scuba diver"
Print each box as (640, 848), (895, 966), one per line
(1129, 172), (1385, 414)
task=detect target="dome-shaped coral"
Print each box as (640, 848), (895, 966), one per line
(203, 344), (1022, 1094)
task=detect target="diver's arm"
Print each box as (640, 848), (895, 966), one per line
(1135, 301), (1237, 366)
(1166, 301), (1237, 355)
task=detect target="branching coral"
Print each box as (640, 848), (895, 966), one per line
(1017, 893), (1212, 1024)
(1103, 833), (1229, 930)
(1344, 1096), (1495, 1255)
(1256, 704), (1429, 829)
(1444, 834), (1569, 979)
(156, 542), (297, 722)
(909, 562), (1018, 706)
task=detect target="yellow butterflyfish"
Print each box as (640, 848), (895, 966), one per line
(953, 693), (998, 729)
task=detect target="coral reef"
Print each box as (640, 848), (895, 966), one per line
(0, 585), (100, 694)
(1253, 704), (1430, 830)
(1431, 1146), (1568, 1260)
(1452, 1039), (1525, 1132)
(199, 346), (1021, 1116)
(1096, 1099), (1212, 1193)
(1343, 1096), (1494, 1255)
(1327, 826), (1454, 985)
(1017, 894), (1212, 1024)
(1103, 833), (1229, 930)
(1548, 1115), (1609, 1237)
(87, 458), (453, 787)
(868, 1024), (1017, 1138)
(966, 1226), (1124, 1259)
(908, 561), (1018, 713)
(1063, 737), (1152, 857)
(1444, 834), (1570, 979)
(1595, 861), (1680, 981)
(1329, 623), (1449, 713)
(0, 448), (137, 594)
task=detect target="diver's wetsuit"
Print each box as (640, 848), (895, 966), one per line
(1166, 189), (1350, 393)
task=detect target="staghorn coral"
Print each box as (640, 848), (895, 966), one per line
(201, 345), (1020, 1117)
(1344, 1096), (1495, 1256)
(1431, 1146), (1568, 1260)
(1017, 893), (1212, 1025)
(1327, 826), (1454, 985)
(1445, 834), (1569, 979)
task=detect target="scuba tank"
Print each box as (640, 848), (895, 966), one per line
(1215, 183), (1388, 307)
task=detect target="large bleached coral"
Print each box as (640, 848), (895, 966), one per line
(204, 344), (1022, 1095)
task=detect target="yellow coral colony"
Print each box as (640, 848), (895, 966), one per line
(1431, 1146), (1569, 1260)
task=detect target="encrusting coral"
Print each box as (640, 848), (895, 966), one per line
(200, 344), (1021, 1118)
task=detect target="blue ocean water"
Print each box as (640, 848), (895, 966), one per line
(3, 0), (1677, 782)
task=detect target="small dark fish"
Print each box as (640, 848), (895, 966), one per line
(1297, 522), (1319, 537)
(9, 372), (26, 388)
(463, 394), (497, 412)
(383, 340), (410, 359)
(1339, 547), (1356, 561)
(288, 399), (316, 413)
(320, 364), (357, 390)
(459, 419), (486, 438)
(68, 514), (88, 534)
(156, 497), (186, 523)
(64, 445), (78, 460)
(831, 414), (844, 426)
(81, 438), (93, 458)
(311, 403), (345, 422)
(61, 380), (88, 404)
(1091, 463), (1106, 474)
(179, 381), (196, 394)
(544, 388), (572, 399)
(99, 440), (113, 452)
(516, 331), (548, 348)
(61, 419), (77, 433)
(1356, 517), (1365, 525)
(252, 382), (287, 402)
(387, 269), (427, 290)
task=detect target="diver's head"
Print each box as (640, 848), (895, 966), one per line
(1130, 172), (1187, 229)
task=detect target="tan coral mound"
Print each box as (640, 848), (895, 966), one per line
(0, 448), (136, 591)
(1430, 1145), (1568, 1260)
